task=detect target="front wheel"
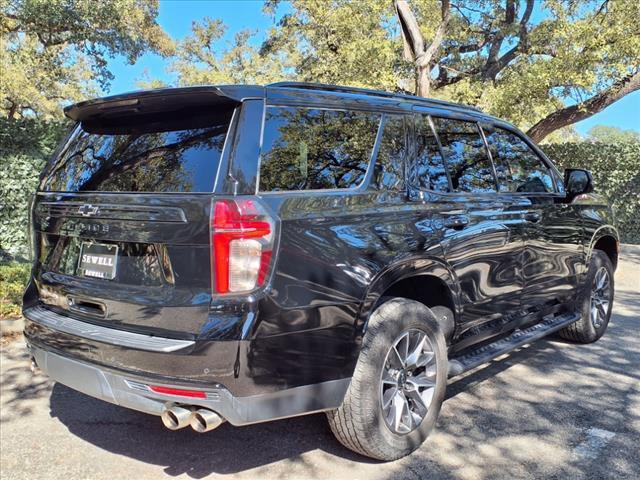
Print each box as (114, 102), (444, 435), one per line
(327, 297), (448, 461)
(558, 250), (615, 343)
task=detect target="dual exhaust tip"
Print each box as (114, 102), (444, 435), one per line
(161, 404), (224, 433)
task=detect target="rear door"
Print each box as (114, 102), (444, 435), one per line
(482, 125), (583, 314)
(27, 91), (240, 336)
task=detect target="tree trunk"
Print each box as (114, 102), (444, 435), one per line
(527, 71), (640, 143)
(416, 65), (430, 96)
(395, 0), (450, 97)
(7, 100), (18, 119)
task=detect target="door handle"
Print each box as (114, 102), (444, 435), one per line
(67, 296), (107, 318)
(444, 215), (470, 230)
(523, 212), (541, 223)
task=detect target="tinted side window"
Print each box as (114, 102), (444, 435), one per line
(259, 107), (380, 191)
(374, 114), (405, 190)
(432, 118), (496, 193)
(485, 127), (554, 193)
(412, 115), (449, 192)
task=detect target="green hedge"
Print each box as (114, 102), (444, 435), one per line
(0, 119), (69, 259)
(541, 142), (640, 244)
(0, 261), (31, 318)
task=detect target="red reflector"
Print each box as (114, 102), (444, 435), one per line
(149, 385), (206, 398)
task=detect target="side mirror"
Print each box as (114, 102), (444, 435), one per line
(564, 168), (594, 196)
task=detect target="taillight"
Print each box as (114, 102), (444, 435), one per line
(210, 198), (276, 294)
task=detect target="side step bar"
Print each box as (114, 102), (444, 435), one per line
(448, 312), (580, 377)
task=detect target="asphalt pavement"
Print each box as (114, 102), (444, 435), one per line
(1, 246), (639, 480)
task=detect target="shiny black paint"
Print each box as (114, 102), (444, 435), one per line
(25, 84), (618, 398)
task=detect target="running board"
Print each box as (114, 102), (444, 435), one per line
(448, 312), (580, 377)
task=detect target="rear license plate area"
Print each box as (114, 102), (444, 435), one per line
(78, 242), (118, 280)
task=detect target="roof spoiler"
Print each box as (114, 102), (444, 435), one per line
(64, 86), (248, 123)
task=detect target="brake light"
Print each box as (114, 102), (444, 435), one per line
(211, 198), (276, 294)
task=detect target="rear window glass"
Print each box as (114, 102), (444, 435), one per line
(432, 118), (496, 193)
(259, 107), (380, 191)
(373, 114), (405, 191)
(412, 114), (449, 192)
(40, 109), (233, 192)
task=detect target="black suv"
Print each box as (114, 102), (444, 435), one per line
(23, 83), (618, 460)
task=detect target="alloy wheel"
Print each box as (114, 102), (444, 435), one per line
(590, 266), (611, 329)
(380, 329), (437, 435)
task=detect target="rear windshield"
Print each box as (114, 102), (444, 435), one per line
(41, 109), (234, 193)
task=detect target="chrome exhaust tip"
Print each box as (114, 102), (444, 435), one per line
(161, 404), (193, 430)
(190, 408), (224, 433)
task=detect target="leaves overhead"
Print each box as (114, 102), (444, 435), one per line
(1, 0), (174, 119)
(163, 17), (292, 87)
(2, 0), (638, 141)
(167, 0), (640, 142)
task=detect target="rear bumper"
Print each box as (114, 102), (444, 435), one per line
(24, 305), (195, 353)
(23, 304), (352, 424)
(28, 343), (350, 425)
(23, 304), (357, 397)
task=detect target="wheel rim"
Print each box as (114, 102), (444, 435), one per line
(590, 266), (611, 329)
(380, 329), (437, 435)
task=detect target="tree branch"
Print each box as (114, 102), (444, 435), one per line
(526, 71), (640, 142)
(395, 0), (425, 62)
(444, 34), (491, 55)
(421, 0), (451, 67)
(482, 0), (534, 80)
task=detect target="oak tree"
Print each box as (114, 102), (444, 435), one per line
(1, 0), (174, 119)
(260, 0), (640, 142)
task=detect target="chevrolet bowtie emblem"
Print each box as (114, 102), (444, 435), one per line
(77, 204), (99, 217)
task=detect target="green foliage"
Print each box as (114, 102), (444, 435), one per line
(158, 17), (292, 87)
(586, 125), (640, 144)
(0, 260), (30, 318)
(260, 107), (380, 190)
(1, 0), (174, 119)
(542, 142), (640, 244)
(0, 118), (68, 257)
(262, 1), (402, 91)
(170, 0), (639, 142)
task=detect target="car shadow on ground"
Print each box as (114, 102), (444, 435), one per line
(48, 383), (373, 478)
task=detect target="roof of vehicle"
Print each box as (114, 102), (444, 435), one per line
(64, 82), (490, 123)
(268, 82), (483, 112)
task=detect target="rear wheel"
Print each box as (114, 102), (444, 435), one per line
(327, 297), (448, 461)
(558, 250), (614, 343)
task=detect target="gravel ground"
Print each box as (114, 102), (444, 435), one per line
(1, 246), (638, 480)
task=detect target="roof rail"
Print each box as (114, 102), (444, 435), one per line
(268, 81), (482, 112)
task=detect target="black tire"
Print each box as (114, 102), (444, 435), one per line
(326, 297), (448, 461)
(558, 250), (614, 343)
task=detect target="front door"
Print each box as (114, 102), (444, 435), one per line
(482, 125), (583, 314)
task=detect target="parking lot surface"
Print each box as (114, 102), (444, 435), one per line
(1, 246), (638, 480)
